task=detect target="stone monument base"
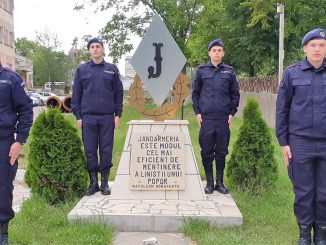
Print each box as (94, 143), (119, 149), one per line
(68, 120), (242, 231)
(67, 182), (243, 232)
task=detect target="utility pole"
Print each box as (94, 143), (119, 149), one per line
(277, 3), (285, 85)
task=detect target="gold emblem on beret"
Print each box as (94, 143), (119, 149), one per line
(320, 31), (326, 37)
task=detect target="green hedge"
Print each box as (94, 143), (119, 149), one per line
(25, 109), (88, 204)
(227, 97), (278, 195)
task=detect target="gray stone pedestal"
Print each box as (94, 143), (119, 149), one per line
(68, 120), (243, 231)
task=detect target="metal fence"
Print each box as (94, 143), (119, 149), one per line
(238, 75), (278, 94)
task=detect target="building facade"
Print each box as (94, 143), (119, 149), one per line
(0, 0), (15, 69)
(15, 53), (33, 89)
(125, 55), (135, 79)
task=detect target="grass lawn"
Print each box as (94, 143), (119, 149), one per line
(181, 105), (298, 244)
(10, 196), (114, 245)
(13, 103), (297, 244)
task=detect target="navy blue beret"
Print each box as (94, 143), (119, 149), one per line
(208, 39), (224, 51)
(87, 37), (104, 49)
(301, 28), (326, 46)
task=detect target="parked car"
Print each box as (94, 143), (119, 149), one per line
(38, 91), (57, 105)
(29, 95), (43, 107)
(27, 92), (47, 105)
(38, 91), (57, 97)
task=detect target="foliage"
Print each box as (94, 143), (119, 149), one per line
(226, 98), (278, 195)
(75, 0), (205, 63)
(35, 28), (62, 50)
(15, 30), (73, 87)
(10, 196), (114, 245)
(14, 104), (297, 244)
(15, 37), (37, 58)
(188, 0), (278, 76)
(75, 0), (326, 76)
(33, 47), (73, 87)
(25, 109), (88, 204)
(69, 35), (91, 70)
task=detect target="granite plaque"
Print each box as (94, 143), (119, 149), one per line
(130, 132), (185, 190)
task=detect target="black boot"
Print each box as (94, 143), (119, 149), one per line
(298, 224), (312, 245)
(204, 169), (214, 194)
(84, 172), (99, 196)
(215, 172), (229, 194)
(0, 222), (9, 245)
(100, 172), (111, 195)
(314, 224), (326, 245)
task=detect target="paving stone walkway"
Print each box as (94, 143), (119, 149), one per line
(113, 232), (195, 245)
(13, 169), (31, 213)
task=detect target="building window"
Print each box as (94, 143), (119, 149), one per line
(10, 0), (14, 13)
(0, 26), (14, 46)
(8, 31), (14, 47)
(1, 0), (13, 14)
(3, 0), (7, 11)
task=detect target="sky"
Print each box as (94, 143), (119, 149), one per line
(14, 0), (140, 75)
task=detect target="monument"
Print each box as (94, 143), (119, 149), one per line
(68, 15), (242, 232)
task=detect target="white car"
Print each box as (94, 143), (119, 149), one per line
(38, 92), (57, 97)
(27, 92), (46, 105)
(38, 92), (57, 105)
(28, 95), (43, 107)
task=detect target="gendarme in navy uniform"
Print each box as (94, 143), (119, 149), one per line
(276, 28), (326, 245)
(0, 63), (33, 244)
(71, 37), (123, 196)
(192, 39), (240, 195)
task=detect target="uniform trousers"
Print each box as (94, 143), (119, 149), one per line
(82, 114), (115, 175)
(199, 118), (230, 173)
(288, 136), (326, 226)
(0, 135), (17, 223)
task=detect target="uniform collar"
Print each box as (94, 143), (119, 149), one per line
(90, 59), (105, 66)
(207, 61), (224, 68)
(301, 58), (326, 70)
(323, 58), (326, 69)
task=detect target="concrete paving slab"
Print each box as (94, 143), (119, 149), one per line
(113, 232), (196, 245)
(13, 169), (30, 212)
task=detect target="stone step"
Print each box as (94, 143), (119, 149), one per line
(67, 183), (242, 232)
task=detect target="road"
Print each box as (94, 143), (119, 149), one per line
(33, 106), (46, 121)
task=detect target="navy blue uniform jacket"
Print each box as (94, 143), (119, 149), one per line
(71, 59), (123, 120)
(0, 64), (33, 143)
(276, 58), (326, 146)
(192, 61), (240, 119)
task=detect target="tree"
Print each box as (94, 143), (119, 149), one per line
(250, 0), (326, 67)
(33, 47), (72, 87)
(75, 0), (205, 63)
(75, 0), (326, 75)
(226, 98), (278, 195)
(15, 30), (74, 87)
(25, 109), (88, 204)
(69, 35), (91, 69)
(225, 0), (326, 74)
(15, 37), (37, 58)
(187, 0), (279, 76)
(35, 28), (62, 51)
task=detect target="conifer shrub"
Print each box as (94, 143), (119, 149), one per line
(226, 97), (278, 195)
(25, 109), (88, 204)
